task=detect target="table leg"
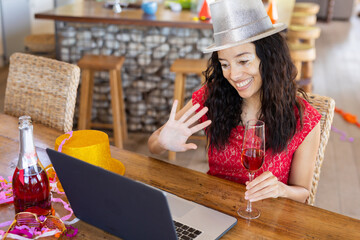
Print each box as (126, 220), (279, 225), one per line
(326, 0), (335, 23)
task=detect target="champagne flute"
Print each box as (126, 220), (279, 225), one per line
(237, 119), (265, 220)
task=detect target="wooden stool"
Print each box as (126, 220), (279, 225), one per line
(77, 55), (127, 149)
(24, 34), (55, 58)
(294, 2), (320, 15)
(288, 43), (316, 92)
(287, 25), (321, 47)
(169, 58), (208, 161)
(171, 59), (207, 111)
(291, 12), (317, 26)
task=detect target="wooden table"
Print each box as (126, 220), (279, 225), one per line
(1, 113), (360, 239)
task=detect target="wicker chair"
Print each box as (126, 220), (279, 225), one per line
(4, 53), (80, 133)
(306, 93), (335, 205)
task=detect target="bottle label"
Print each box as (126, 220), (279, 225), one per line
(19, 169), (25, 185)
(24, 151), (37, 159)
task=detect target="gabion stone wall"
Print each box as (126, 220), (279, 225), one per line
(56, 21), (213, 132)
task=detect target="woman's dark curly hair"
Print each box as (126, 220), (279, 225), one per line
(203, 32), (306, 153)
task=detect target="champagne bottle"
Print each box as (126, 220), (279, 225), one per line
(12, 116), (51, 215)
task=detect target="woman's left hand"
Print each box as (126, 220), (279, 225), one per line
(244, 171), (286, 202)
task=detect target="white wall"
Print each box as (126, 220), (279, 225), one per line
(29, 0), (55, 34)
(0, 0), (31, 62)
(0, 0), (83, 65)
(29, 0), (84, 34)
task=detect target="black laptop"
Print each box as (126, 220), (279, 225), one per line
(46, 148), (237, 240)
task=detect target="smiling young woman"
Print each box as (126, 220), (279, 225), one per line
(148, 0), (321, 204)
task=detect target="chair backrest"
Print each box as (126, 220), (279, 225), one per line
(4, 53), (80, 133)
(306, 93), (335, 205)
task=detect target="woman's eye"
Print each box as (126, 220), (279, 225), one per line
(238, 60), (249, 65)
(221, 63), (229, 68)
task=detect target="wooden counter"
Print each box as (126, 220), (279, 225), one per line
(35, 1), (212, 29)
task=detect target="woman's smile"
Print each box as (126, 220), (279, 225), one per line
(235, 77), (253, 90)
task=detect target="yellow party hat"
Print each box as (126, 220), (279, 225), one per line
(54, 130), (125, 175)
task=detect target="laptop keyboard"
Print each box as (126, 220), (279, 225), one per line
(173, 220), (202, 239)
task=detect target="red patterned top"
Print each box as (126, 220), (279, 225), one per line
(192, 86), (321, 184)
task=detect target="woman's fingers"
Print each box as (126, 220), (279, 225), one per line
(178, 103), (200, 123)
(170, 143), (197, 152)
(245, 182), (278, 200)
(246, 171), (275, 190)
(169, 100), (178, 121)
(190, 120), (212, 134)
(160, 102), (210, 152)
(184, 107), (208, 127)
(245, 171), (281, 202)
(247, 187), (279, 202)
(246, 177), (278, 193)
(245, 181), (275, 199)
(182, 143), (198, 151)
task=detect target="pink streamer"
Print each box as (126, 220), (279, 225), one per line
(55, 188), (65, 195)
(4, 225), (62, 240)
(65, 225), (78, 237)
(9, 228), (33, 238)
(0, 175), (76, 238)
(53, 186), (63, 195)
(0, 155), (78, 239)
(57, 131), (73, 152)
(0, 220), (13, 228)
(51, 197), (74, 221)
(0, 167), (77, 239)
(0, 176), (14, 238)
(331, 126), (354, 142)
(0, 176), (13, 205)
(47, 170), (65, 195)
(0, 196), (13, 204)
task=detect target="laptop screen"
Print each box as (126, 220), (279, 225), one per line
(46, 148), (178, 239)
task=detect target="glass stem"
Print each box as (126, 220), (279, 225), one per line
(246, 172), (255, 212)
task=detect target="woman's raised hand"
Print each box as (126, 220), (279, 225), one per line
(158, 100), (211, 152)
